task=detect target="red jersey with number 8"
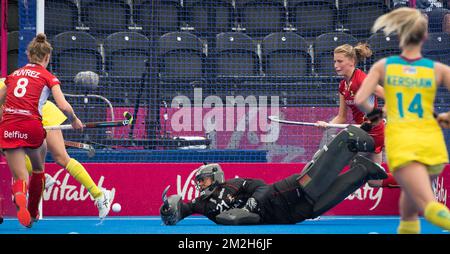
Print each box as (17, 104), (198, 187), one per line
(3, 63), (60, 121)
(0, 64), (60, 148)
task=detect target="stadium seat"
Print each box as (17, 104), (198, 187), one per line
(426, 8), (450, 33)
(423, 32), (450, 65)
(158, 32), (205, 81)
(214, 32), (259, 77)
(183, 0), (235, 38)
(183, 0), (209, 36)
(134, 0), (181, 36)
(313, 32), (358, 76)
(261, 32), (311, 76)
(339, 0), (389, 39)
(214, 0), (236, 34)
(51, 31), (102, 84)
(103, 31), (150, 104)
(80, 0), (131, 38)
(288, 0), (337, 38)
(104, 31), (150, 78)
(235, 0), (287, 38)
(45, 0), (79, 37)
(366, 32), (400, 68)
(7, 31), (19, 75)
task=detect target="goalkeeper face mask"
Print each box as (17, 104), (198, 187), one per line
(194, 163), (225, 198)
(195, 175), (214, 190)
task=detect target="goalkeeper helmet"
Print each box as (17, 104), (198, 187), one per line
(195, 163), (224, 185)
(194, 163), (225, 196)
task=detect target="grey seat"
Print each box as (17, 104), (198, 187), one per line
(235, 0), (286, 38)
(423, 32), (450, 65)
(366, 32), (400, 68)
(80, 0), (131, 38)
(134, 0), (182, 36)
(288, 0), (337, 38)
(159, 32), (205, 81)
(214, 32), (259, 77)
(261, 32), (311, 76)
(51, 31), (102, 82)
(339, 0), (389, 39)
(45, 0), (79, 37)
(313, 32), (358, 76)
(103, 31), (150, 104)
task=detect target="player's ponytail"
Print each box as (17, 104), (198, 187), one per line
(354, 42), (372, 63)
(35, 33), (47, 43)
(372, 7), (427, 48)
(27, 33), (53, 64)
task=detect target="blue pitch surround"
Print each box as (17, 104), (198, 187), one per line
(0, 216), (448, 234)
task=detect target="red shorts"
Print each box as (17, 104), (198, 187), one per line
(368, 121), (385, 154)
(0, 118), (46, 149)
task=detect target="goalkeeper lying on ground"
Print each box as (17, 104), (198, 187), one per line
(160, 125), (388, 225)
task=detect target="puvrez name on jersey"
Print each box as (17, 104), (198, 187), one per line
(12, 69), (41, 78)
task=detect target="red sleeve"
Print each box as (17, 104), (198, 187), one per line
(43, 71), (61, 89)
(352, 69), (367, 90)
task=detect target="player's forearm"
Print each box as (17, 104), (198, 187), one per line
(58, 102), (78, 123)
(51, 85), (78, 122)
(330, 115), (347, 124)
(356, 100), (374, 114)
(354, 90), (375, 113)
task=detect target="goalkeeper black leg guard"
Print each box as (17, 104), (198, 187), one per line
(311, 155), (387, 217)
(297, 126), (375, 203)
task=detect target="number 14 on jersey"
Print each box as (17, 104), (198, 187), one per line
(396, 92), (424, 118)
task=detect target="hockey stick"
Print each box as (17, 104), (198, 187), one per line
(45, 111), (134, 130)
(64, 141), (96, 158)
(268, 115), (360, 128)
(162, 185), (171, 210)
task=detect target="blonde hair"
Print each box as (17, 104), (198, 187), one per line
(372, 7), (427, 48)
(27, 33), (53, 64)
(334, 43), (372, 64)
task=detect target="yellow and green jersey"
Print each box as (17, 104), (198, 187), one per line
(384, 56), (448, 171)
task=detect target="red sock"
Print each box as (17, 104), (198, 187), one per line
(12, 179), (31, 227)
(382, 173), (400, 188)
(27, 172), (45, 219)
(12, 179), (27, 196)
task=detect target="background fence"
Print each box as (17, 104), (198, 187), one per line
(2, 0), (450, 162)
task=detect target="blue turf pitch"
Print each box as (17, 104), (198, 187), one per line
(0, 216), (448, 234)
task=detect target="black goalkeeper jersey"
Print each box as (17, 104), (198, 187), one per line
(179, 175), (314, 224)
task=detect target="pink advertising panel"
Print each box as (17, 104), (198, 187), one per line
(1, 163), (449, 217)
(107, 106), (351, 162)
